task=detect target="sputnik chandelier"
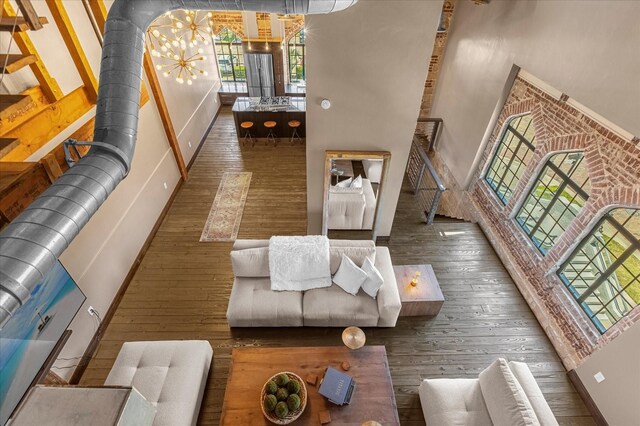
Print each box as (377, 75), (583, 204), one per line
(147, 10), (212, 85)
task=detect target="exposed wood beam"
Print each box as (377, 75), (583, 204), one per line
(0, 138), (20, 158)
(86, 0), (107, 34)
(1, 87), (93, 162)
(45, 0), (99, 102)
(0, 86), (49, 135)
(143, 52), (188, 180)
(40, 151), (64, 181)
(16, 0), (43, 30)
(2, 2), (62, 102)
(0, 94), (34, 121)
(0, 53), (37, 73)
(0, 16), (48, 32)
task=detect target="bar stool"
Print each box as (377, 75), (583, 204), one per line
(240, 121), (254, 147)
(288, 120), (302, 145)
(264, 120), (277, 147)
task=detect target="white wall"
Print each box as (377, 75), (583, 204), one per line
(575, 321), (640, 425)
(305, 0), (442, 236)
(14, 1), (217, 380)
(149, 13), (222, 165)
(429, 1), (640, 421)
(431, 0), (640, 185)
(53, 91), (181, 380)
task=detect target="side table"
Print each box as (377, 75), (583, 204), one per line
(393, 264), (444, 316)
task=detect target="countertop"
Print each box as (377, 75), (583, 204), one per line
(232, 97), (306, 113)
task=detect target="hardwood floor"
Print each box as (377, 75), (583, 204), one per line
(80, 108), (593, 425)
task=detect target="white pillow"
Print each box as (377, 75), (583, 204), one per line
(330, 185), (363, 194)
(333, 254), (367, 296)
(336, 177), (353, 188)
(361, 257), (384, 298)
(350, 175), (363, 188)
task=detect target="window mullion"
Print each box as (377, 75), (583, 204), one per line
(577, 245), (636, 303)
(528, 179), (568, 237)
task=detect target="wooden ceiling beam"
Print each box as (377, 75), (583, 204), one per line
(2, 2), (63, 102)
(16, 0), (43, 30)
(45, 0), (99, 102)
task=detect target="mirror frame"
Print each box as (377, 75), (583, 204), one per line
(322, 150), (392, 241)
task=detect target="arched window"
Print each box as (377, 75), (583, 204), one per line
(214, 28), (245, 82)
(516, 151), (590, 254)
(558, 208), (640, 333)
(288, 29), (305, 83)
(485, 113), (537, 203)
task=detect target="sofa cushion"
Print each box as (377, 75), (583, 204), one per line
(303, 285), (379, 326)
(232, 239), (268, 250)
(361, 257), (384, 298)
(329, 240), (376, 275)
(226, 277), (303, 326)
(104, 340), (213, 426)
(230, 247), (269, 277)
(333, 254), (368, 295)
(508, 362), (558, 426)
(479, 358), (540, 426)
(419, 378), (492, 426)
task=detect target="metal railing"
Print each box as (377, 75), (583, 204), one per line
(415, 117), (443, 151)
(406, 135), (446, 224)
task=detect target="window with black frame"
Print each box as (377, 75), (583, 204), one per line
(485, 114), (537, 203)
(558, 208), (640, 333)
(516, 152), (591, 254)
(214, 28), (246, 82)
(288, 29), (305, 83)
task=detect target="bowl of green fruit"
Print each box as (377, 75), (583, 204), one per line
(261, 371), (307, 424)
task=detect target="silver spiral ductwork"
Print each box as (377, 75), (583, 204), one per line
(0, 0), (357, 328)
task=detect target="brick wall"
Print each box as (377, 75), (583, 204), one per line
(211, 12), (246, 39)
(466, 76), (640, 369)
(419, 0), (455, 117)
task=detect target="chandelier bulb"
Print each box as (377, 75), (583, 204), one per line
(187, 79), (193, 85)
(176, 77), (184, 84)
(152, 29), (160, 37)
(163, 71), (170, 77)
(155, 64), (162, 70)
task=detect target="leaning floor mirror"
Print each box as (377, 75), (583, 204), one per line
(322, 150), (391, 241)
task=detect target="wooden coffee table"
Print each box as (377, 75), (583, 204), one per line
(393, 264), (445, 316)
(220, 346), (399, 425)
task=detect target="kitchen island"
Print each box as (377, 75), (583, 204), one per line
(232, 97), (306, 140)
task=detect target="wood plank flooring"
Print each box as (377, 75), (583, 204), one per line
(80, 108), (593, 425)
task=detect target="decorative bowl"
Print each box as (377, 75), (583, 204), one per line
(261, 371), (307, 425)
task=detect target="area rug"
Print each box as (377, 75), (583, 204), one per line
(200, 172), (252, 242)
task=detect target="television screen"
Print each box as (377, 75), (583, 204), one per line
(0, 261), (86, 425)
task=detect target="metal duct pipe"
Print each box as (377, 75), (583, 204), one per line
(0, 0), (357, 328)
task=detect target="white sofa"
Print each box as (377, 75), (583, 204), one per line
(105, 340), (213, 426)
(363, 159), (383, 183)
(419, 358), (558, 426)
(226, 239), (401, 327)
(327, 178), (376, 230)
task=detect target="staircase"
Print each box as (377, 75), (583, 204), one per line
(0, 0), (49, 159)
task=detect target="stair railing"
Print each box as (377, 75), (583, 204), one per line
(406, 131), (446, 225)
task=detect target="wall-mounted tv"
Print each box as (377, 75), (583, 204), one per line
(0, 260), (85, 425)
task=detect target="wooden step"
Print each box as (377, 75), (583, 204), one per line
(0, 16), (48, 32)
(0, 54), (37, 74)
(0, 138), (20, 158)
(0, 95), (34, 121)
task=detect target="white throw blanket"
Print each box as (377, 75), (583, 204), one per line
(268, 235), (332, 291)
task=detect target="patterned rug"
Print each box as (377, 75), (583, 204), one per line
(200, 172), (252, 242)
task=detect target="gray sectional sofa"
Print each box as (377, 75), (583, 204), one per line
(226, 239), (402, 327)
